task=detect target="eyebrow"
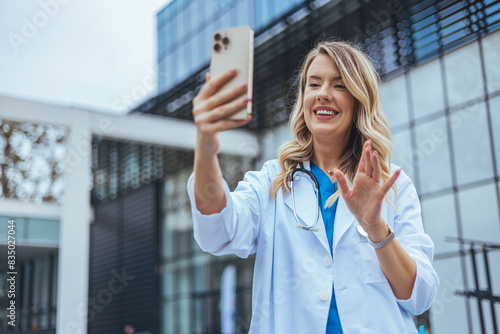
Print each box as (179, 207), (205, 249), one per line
(307, 74), (343, 81)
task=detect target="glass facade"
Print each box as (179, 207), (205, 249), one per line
(381, 32), (500, 333)
(160, 155), (255, 333)
(255, 31), (500, 333)
(0, 216), (59, 332)
(147, 0), (500, 332)
(157, 0), (303, 93)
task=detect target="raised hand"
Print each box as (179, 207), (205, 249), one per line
(333, 140), (401, 238)
(192, 69), (252, 156)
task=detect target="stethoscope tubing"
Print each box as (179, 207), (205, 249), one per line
(289, 163), (321, 232)
(289, 164), (370, 237)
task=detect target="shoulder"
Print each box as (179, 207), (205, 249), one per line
(239, 159), (281, 187)
(260, 159), (281, 176)
(389, 162), (412, 188)
(388, 163), (419, 204)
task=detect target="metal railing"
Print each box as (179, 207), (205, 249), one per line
(446, 236), (500, 334)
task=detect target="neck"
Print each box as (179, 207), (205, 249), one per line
(311, 133), (350, 171)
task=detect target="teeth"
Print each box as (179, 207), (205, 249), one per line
(315, 109), (338, 116)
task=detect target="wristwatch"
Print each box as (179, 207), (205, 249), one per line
(367, 224), (395, 248)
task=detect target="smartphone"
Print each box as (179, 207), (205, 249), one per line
(210, 26), (254, 120)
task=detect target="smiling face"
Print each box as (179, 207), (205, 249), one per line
(303, 53), (356, 145)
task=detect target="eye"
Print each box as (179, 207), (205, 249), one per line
(308, 83), (320, 88)
(335, 84), (346, 89)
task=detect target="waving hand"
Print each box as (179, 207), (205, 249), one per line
(333, 140), (401, 237)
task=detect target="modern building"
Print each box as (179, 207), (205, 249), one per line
(138, 0), (500, 332)
(0, 215), (59, 332)
(1, 0), (500, 333)
(157, 0), (305, 93)
(0, 94), (255, 334)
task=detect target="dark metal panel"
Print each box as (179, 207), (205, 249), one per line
(88, 182), (160, 334)
(88, 200), (120, 334)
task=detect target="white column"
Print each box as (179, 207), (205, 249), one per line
(56, 109), (91, 334)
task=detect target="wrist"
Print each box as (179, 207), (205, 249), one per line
(367, 224), (395, 248)
(196, 133), (219, 157)
(364, 217), (388, 242)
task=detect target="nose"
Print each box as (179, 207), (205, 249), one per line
(316, 85), (333, 101)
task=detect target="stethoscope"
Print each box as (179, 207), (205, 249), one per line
(289, 162), (320, 232)
(289, 162), (372, 237)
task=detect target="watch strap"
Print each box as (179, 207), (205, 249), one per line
(367, 224), (394, 248)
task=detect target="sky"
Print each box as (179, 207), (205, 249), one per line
(0, 0), (171, 114)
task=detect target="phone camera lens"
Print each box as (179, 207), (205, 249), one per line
(214, 33), (221, 41)
(214, 43), (221, 52)
(222, 37), (229, 45)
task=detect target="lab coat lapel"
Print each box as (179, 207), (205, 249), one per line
(332, 189), (357, 257)
(283, 161), (331, 254)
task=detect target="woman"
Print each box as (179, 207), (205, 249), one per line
(188, 40), (439, 333)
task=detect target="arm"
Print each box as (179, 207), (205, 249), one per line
(192, 69), (251, 215)
(334, 140), (438, 309)
(190, 69), (267, 258)
(387, 174), (439, 314)
(370, 219), (416, 300)
(187, 161), (275, 258)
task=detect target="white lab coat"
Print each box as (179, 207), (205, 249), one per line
(187, 160), (439, 334)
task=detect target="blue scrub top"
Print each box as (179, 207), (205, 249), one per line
(310, 162), (343, 334)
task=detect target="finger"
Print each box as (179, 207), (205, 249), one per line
(333, 169), (351, 196)
(364, 142), (373, 177)
(372, 151), (381, 182)
(205, 72), (211, 83)
(205, 115), (252, 133)
(381, 168), (402, 194)
(203, 83), (248, 112)
(357, 141), (368, 173)
(198, 68), (237, 99)
(205, 97), (251, 123)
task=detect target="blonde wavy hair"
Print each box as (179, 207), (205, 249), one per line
(270, 39), (397, 209)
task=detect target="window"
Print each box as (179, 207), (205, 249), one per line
(256, 0), (272, 29)
(158, 24), (165, 56)
(219, 6), (232, 28)
(182, 2), (192, 41)
(443, 41), (484, 107)
(27, 218), (59, 242)
(458, 183), (500, 243)
(274, 0), (295, 20)
(414, 116), (453, 194)
(236, 0), (252, 27)
(489, 95), (500, 176)
(429, 257), (468, 333)
(482, 30), (500, 94)
(421, 192), (459, 254)
(178, 42), (191, 82)
(228, 3), (238, 26)
(172, 12), (182, 48)
(159, 53), (174, 93)
(381, 74), (410, 128)
(190, 32), (203, 71)
(451, 102), (494, 186)
(193, 0), (205, 30)
(409, 58), (445, 119)
(205, 0), (217, 23)
(391, 128), (416, 183)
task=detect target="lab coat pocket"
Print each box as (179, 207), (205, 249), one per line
(357, 226), (388, 284)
